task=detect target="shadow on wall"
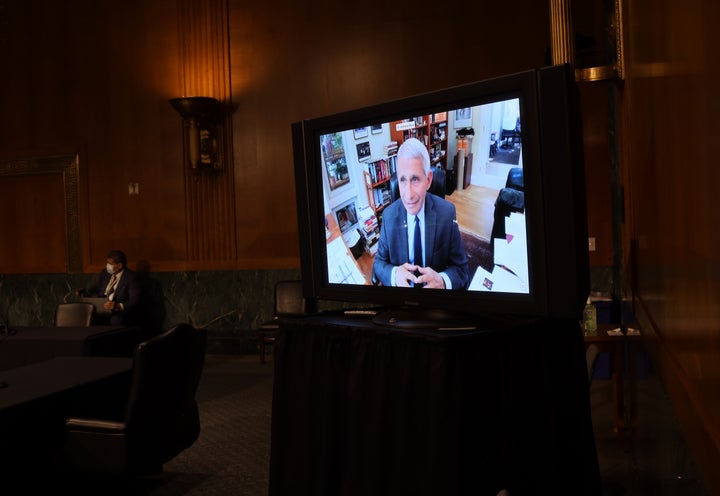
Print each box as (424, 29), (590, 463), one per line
(136, 260), (167, 336)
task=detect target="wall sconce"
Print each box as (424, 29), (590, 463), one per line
(169, 96), (224, 173)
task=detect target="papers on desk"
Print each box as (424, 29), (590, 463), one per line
(326, 236), (366, 285)
(605, 327), (641, 336)
(493, 213), (529, 285)
(468, 264), (528, 293)
(468, 213), (530, 294)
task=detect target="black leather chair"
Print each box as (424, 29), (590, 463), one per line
(490, 167), (525, 250)
(54, 302), (95, 327)
(505, 166), (524, 191)
(63, 323), (207, 475)
(257, 280), (315, 363)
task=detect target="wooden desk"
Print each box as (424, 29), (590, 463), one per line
(270, 313), (601, 496)
(584, 324), (642, 435)
(325, 213), (369, 285)
(0, 325), (141, 371)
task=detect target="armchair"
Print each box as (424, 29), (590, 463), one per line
(63, 323), (207, 475)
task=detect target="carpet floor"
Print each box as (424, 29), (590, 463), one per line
(30, 351), (708, 495)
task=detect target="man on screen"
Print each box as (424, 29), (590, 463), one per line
(372, 138), (469, 289)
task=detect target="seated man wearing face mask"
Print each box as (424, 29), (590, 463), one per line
(76, 249), (144, 327)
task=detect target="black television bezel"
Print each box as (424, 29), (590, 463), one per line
(292, 64), (588, 323)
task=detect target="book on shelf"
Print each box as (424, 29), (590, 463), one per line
(367, 158), (390, 183)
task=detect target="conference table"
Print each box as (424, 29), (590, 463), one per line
(0, 325), (142, 371)
(0, 355), (134, 473)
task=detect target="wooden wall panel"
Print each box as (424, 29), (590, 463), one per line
(228, 0), (552, 267)
(177, 0), (236, 266)
(0, 0), (189, 272)
(0, 155), (81, 273)
(0, 174), (66, 273)
(579, 83), (614, 267)
(622, 0), (720, 492)
(0, 0), (614, 279)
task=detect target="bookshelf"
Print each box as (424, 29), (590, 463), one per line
(363, 151), (397, 215)
(390, 112), (448, 171)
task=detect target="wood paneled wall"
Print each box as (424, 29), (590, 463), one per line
(227, 0), (553, 268)
(621, 1), (720, 492)
(0, 0), (556, 273)
(3, 0), (718, 490)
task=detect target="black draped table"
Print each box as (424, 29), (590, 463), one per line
(269, 313), (601, 496)
(0, 325), (141, 371)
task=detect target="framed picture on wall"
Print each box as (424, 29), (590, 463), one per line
(353, 127), (368, 139)
(356, 141), (371, 161)
(454, 108), (472, 128)
(371, 124), (383, 135)
(335, 202), (358, 233)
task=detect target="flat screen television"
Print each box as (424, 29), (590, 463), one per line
(292, 64), (589, 330)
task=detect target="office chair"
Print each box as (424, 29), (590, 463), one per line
(257, 280), (316, 363)
(54, 302), (96, 327)
(63, 323), (207, 475)
(490, 167), (525, 251)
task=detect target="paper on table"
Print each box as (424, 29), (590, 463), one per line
(326, 236), (366, 285)
(493, 213), (528, 284)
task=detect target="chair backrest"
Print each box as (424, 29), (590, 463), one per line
(275, 280), (316, 316)
(123, 323), (207, 465)
(54, 302), (96, 327)
(505, 166), (524, 191)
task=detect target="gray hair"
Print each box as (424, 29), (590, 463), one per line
(397, 137), (430, 175)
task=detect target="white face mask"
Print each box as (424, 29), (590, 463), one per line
(106, 263), (115, 275)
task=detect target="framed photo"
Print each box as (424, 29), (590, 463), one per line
(353, 127), (368, 140)
(454, 108), (472, 128)
(371, 124), (383, 135)
(356, 141), (371, 161)
(335, 202), (358, 233)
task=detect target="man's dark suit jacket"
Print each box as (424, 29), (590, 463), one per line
(372, 193), (469, 289)
(86, 268), (143, 326)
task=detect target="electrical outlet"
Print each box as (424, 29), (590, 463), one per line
(128, 182), (139, 195)
(588, 237), (596, 252)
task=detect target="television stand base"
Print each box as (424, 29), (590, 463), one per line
(371, 306), (477, 331)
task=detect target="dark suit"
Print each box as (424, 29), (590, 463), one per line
(373, 193), (469, 289)
(86, 268), (144, 326)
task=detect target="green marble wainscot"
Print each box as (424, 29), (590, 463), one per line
(0, 269), (301, 354)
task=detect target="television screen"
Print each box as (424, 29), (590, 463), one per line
(293, 64), (589, 329)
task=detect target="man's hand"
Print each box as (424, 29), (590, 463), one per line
(394, 264), (445, 288)
(395, 263), (419, 287)
(415, 266), (445, 289)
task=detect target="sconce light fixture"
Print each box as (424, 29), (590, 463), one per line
(169, 96), (224, 173)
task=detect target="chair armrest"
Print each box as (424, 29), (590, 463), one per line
(66, 417), (127, 434)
